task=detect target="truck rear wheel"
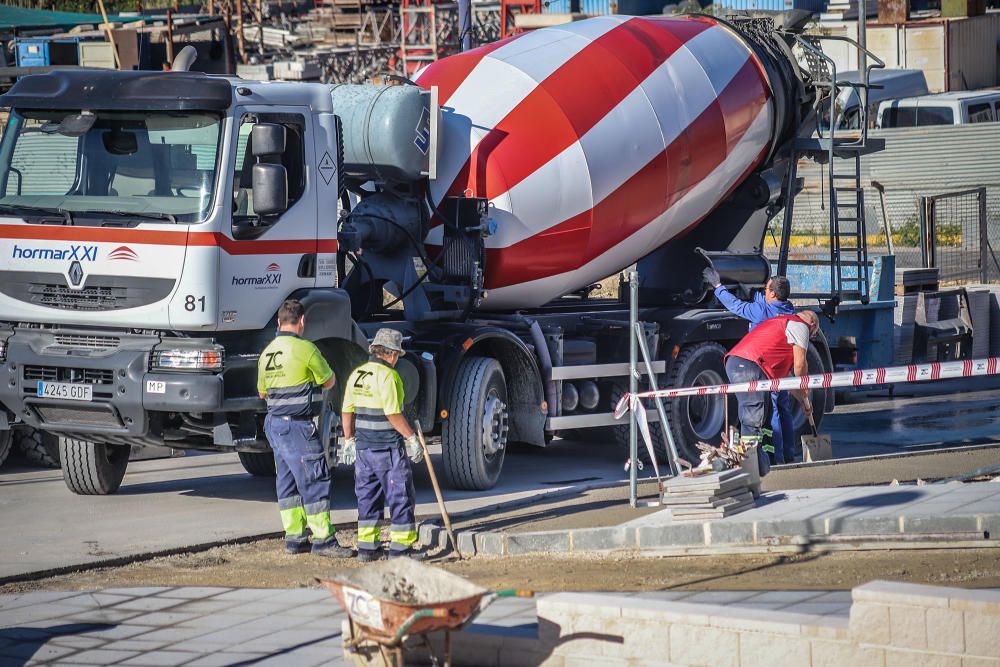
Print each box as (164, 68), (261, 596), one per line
(442, 356), (508, 491)
(15, 427), (60, 469)
(665, 342), (732, 465)
(0, 430), (11, 468)
(238, 451), (277, 477)
(60, 438), (131, 495)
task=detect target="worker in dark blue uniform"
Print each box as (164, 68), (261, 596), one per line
(704, 268), (799, 464)
(339, 328), (426, 562)
(258, 299), (352, 558)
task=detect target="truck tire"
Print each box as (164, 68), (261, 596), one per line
(15, 427), (60, 469)
(442, 356), (509, 491)
(60, 438), (131, 495)
(238, 451), (277, 477)
(664, 342), (732, 465)
(0, 430), (11, 468)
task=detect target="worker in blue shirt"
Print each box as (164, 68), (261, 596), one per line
(703, 268), (799, 464)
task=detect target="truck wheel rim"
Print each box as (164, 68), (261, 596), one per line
(481, 391), (508, 458)
(687, 369), (726, 441)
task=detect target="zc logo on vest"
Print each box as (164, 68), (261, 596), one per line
(264, 351), (284, 371)
(353, 370), (374, 388)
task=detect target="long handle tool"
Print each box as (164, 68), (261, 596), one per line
(414, 420), (462, 559)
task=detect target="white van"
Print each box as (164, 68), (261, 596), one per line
(822, 69), (929, 131)
(876, 90), (1000, 128)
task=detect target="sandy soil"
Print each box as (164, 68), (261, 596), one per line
(4, 538), (998, 595)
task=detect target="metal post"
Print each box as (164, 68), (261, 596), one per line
(919, 196), (930, 269)
(628, 270), (639, 509)
(458, 0), (472, 51)
(858, 0), (868, 128)
(979, 187), (989, 284)
(634, 323), (680, 480)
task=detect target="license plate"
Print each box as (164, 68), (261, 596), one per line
(36, 381), (93, 402)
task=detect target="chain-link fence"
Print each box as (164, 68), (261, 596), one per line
(764, 164), (1000, 286)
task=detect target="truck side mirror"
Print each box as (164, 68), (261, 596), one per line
(251, 123), (286, 157)
(252, 163), (288, 217)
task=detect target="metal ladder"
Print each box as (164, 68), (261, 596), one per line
(777, 35), (885, 306)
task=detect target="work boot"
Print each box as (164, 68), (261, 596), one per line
(285, 535), (310, 555)
(389, 546), (429, 561)
(357, 548), (383, 563)
(311, 537), (353, 559)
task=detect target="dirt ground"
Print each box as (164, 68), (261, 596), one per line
(4, 539), (999, 595)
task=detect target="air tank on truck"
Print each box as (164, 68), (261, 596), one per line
(336, 13), (878, 489)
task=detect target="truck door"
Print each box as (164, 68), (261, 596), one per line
(218, 109), (319, 331)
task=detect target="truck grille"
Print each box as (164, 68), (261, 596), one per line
(0, 271), (174, 311)
(24, 366), (115, 385)
(52, 334), (121, 351)
(34, 405), (121, 427)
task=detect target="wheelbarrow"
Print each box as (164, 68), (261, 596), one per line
(318, 558), (532, 667)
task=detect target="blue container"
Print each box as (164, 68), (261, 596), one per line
(712, 0), (825, 12)
(16, 40), (49, 67)
(15, 38), (80, 68)
(543, 0), (666, 13)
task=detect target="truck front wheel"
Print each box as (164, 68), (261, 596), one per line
(665, 342), (732, 464)
(442, 356), (509, 490)
(238, 451), (277, 477)
(60, 438), (131, 495)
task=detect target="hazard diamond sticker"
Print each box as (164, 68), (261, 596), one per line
(319, 152), (336, 186)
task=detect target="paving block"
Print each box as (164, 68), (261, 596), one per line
(704, 521), (755, 545)
(854, 581), (953, 609)
(669, 624), (738, 666)
(119, 650), (204, 666)
(850, 602), (891, 645)
(154, 587), (231, 600)
(889, 604), (928, 650)
(635, 522), (704, 548)
(739, 632), (810, 667)
(926, 607), (965, 655)
(885, 649), (961, 667)
(947, 589), (1000, 615)
(570, 527), (634, 552)
(457, 531), (478, 557)
(827, 516), (901, 536)
(965, 610), (1000, 658)
(506, 531), (571, 555)
(475, 531), (505, 555)
(755, 519), (826, 542)
(809, 639), (874, 667)
(903, 516), (982, 534)
(961, 657), (1000, 667)
(70, 648), (142, 664)
(979, 514), (1000, 538)
(10, 643), (77, 663)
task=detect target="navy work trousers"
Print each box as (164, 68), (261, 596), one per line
(771, 391), (798, 463)
(354, 446), (417, 554)
(724, 356), (772, 476)
(264, 414), (334, 544)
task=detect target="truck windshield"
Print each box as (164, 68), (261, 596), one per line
(0, 109), (223, 224)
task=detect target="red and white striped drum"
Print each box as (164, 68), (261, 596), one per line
(415, 15), (775, 309)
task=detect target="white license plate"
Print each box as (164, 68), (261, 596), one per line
(36, 381), (93, 402)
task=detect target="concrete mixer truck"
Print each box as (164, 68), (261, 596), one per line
(0, 14), (879, 494)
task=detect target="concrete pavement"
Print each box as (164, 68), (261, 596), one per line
(0, 439), (628, 582)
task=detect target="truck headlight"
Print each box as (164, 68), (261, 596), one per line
(151, 345), (224, 372)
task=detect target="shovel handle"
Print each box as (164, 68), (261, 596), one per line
(807, 413), (818, 436)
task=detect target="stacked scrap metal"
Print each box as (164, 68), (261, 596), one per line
(662, 469), (755, 522)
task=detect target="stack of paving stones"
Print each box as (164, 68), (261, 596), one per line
(661, 469), (755, 521)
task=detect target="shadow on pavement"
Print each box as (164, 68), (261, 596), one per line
(0, 623), (114, 666)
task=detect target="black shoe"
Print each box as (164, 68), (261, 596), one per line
(285, 536), (310, 555)
(311, 539), (353, 559)
(357, 548), (383, 563)
(389, 546), (428, 561)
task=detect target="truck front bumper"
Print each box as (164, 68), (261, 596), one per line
(0, 328), (225, 445)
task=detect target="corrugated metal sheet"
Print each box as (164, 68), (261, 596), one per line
(792, 123), (1000, 233)
(947, 13), (1000, 91)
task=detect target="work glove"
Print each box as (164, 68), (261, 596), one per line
(405, 434), (424, 464)
(702, 267), (721, 288)
(338, 437), (357, 466)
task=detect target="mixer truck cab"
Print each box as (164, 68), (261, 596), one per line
(0, 70), (374, 494)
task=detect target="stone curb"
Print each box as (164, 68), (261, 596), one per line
(417, 512), (1000, 557)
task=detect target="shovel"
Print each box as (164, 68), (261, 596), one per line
(800, 414), (832, 462)
(413, 420), (463, 559)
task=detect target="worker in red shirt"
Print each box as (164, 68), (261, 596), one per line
(725, 310), (819, 475)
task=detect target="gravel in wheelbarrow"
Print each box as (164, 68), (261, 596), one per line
(318, 558), (494, 645)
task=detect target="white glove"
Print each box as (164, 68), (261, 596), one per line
(405, 434), (424, 463)
(339, 437), (357, 466)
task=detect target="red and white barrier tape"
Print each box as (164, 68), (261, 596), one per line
(614, 357), (1000, 419)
